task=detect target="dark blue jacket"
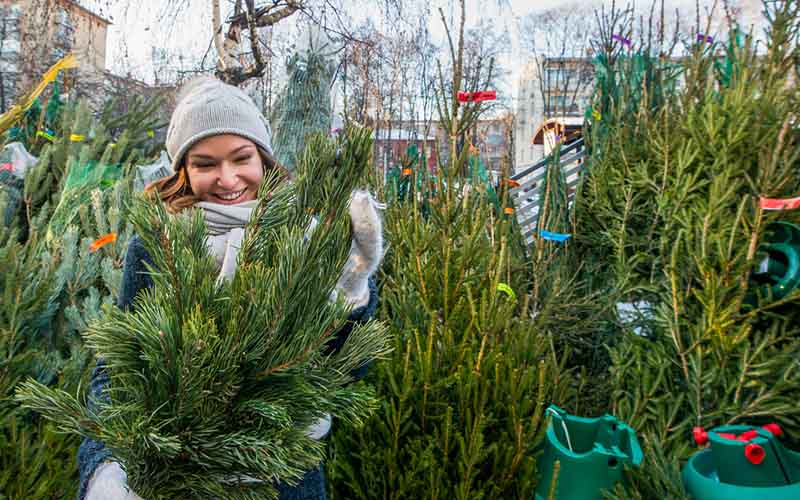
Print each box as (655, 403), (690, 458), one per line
(77, 235), (378, 500)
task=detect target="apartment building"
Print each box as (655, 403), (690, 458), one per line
(0, 0), (114, 110)
(515, 56), (594, 171)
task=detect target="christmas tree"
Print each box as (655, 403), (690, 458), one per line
(0, 61), (164, 497)
(570, 2), (800, 497)
(270, 25), (337, 172)
(327, 3), (599, 497)
(18, 126), (391, 499)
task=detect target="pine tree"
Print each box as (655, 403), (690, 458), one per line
(17, 126), (391, 499)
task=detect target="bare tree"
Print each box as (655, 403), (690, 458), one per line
(211, 0), (303, 85)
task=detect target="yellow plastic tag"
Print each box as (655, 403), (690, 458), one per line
(592, 109), (601, 121)
(497, 283), (516, 300)
(147, 130), (155, 138)
(70, 133), (85, 142)
(36, 130), (54, 142)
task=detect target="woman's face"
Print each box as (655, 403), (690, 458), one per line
(185, 134), (264, 205)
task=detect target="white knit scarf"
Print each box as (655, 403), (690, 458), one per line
(195, 200), (258, 236)
(194, 199), (332, 441)
(193, 200), (257, 276)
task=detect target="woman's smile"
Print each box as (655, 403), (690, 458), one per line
(212, 188), (248, 203)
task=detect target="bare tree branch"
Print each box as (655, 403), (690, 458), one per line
(212, 0), (227, 70)
(228, 0), (304, 28)
(217, 0), (304, 85)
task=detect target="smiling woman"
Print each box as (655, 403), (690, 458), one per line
(72, 75), (385, 500)
(144, 76), (287, 212)
(185, 135), (264, 205)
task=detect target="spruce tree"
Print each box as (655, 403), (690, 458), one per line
(571, 2), (800, 497)
(326, 3), (597, 498)
(270, 26), (337, 172)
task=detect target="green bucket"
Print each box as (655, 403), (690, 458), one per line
(535, 405), (643, 500)
(751, 221), (800, 302)
(683, 424), (800, 499)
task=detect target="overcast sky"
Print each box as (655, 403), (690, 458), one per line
(80, 0), (766, 95)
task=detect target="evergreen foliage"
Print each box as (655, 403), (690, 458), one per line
(1, 89), (163, 498)
(327, 5), (593, 498)
(17, 127), (391, 499)
(4, 2), (800, 498)
(572, 1), (800, 495)
(327, 147), (580, 498)
(270, 31), (337, 173)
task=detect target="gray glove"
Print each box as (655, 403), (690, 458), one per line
(333, 190), (385, 309)
(86, 461), (143, 500)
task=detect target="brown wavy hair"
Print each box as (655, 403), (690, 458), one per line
(145, 148), (289, 213)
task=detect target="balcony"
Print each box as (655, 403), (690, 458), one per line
(544, 105), (584, 117)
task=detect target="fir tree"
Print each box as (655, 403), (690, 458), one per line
(327, 3), (596, 498)
(270, 26), (337, 172)
(0, 86), (163, 497)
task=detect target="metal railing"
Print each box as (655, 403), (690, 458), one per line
(509, 137), (587, 245)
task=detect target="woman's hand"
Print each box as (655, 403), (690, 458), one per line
(86, 461), (143, 500)
(348, 190), (384, 275)
(334, 190), (384, 309)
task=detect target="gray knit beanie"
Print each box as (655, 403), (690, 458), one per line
(166, 76), (273, 172)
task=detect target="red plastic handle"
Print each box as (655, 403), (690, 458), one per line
(745, 443), (766, 465)
(693, 427), (708, 446)
(738, 430), (758, 442)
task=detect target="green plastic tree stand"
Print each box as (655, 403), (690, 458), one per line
(751, 221), (800, 301)
(683, 424), (800, 499)
(534, 405), (643, 500)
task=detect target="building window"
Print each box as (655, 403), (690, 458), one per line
(2, 18), (19, 39)
(487, 133), (503, 146)
(546, 67), (577, 86)
(550, 95), (568, 108)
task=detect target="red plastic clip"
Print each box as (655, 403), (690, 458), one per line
(745, 443), (766, 465)
(693, 427), (708, 446)
(716, 432), (738, 441)
(0, 162), (12, 172)
(760, 196), (800, 210)
(763, 423), (782, 437)
(457, 90), (497, 103)
(738, 430), (759, 442)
